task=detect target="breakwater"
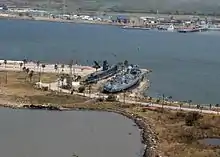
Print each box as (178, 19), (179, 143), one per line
(0, 102), (159, 157)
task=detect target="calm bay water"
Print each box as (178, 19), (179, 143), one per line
(0, 108), (143, 157)
(1, 19), (220, 104)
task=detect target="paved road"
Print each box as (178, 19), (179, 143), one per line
(37, 81), (219, 115)
(123, 100), (219, 114)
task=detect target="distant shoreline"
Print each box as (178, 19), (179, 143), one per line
(0, 13), (125, 27)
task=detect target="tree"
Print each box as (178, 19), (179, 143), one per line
(167, 96), (172, 105)
(23, 59), (27, 67)
(78, 86), (85, 93)
(26, 68), (30, 74)
(69, 60), (74, 75)
(106, 94), (117, 102)
(124, 60), (128, 67)
(54, 64), (58, 72)
(36, 61), (40, 71)
(209, 104), (212, 110)
(179, 102), (183, 110)
(94, 65), (99, 72)
(41, 64), (46, 73)
(4, 60), (7, 68)
(61, 64), (65, 72)
(22, 67), (26, 72)
(60, 74), (65, 87)
(3, 60), (7, 84)
(29, 70), (34, 82)
(19, 62), (23, 71)
(185, 112), (201, 126)
(216, 104), (219, 114)
(188, 100), (192, 108)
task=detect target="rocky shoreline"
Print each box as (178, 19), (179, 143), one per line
(0, 103), (159, 157)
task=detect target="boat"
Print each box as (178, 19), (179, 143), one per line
(207, 25), (220, 31)
(103, 64), (146, 93)
(157, 24), (174, 32)
(122, 26), (151, 30)
(167, 24), (175, 32)
(177, 27), (200, 33)
(83, 60), (120, 84)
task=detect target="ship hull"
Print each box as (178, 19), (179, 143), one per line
(177, 28), (200, 33)
(84, 65), (119, 84)
(103, 73), (144, 93)
(122, 26), (151, 30)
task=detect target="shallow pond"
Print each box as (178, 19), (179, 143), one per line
(199, 138), (220, 146)
(0, 108), (144, 157)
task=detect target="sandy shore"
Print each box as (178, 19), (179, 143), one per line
(0, 59), (96, 77)
(0, 13), (125, 26)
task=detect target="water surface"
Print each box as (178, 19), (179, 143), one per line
(0, 108), (143, 157)
(1, 19), (220, 104)
(199, 138), (220, 146)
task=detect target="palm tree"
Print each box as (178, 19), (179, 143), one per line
(23, 59), (27, 67)
(69, 60), (73, 75)
(29, 70), (34, 82)
(22, 67), (26, 72)
(4, 60), (7, 68)
(26, 68), (30, 74)
(216, 104), (219, 114)
(41, 64), (46, 73)
(94, 64), (100, 72)
(124, 60), (128, 67)
(19, 62), (23, 71)
(209, 104), (212, 110)
(61, 64), (65, 72)
(3, 60), (7, 84)
(60, 74), (65, 87)
(188, 100), (192, 108)
(167, 96), (172, 105)
(54, 64), (58, 73)
(179, 102), (183, 110)
(36, 61), (40, 72)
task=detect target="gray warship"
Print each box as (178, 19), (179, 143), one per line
(83, 60), (119, 84)
(103, 64), (145, 93)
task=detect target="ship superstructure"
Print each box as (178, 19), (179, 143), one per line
(103, 64), (145, 93)
(83, 60), (119, 84)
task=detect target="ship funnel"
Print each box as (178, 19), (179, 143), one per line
(103, 60), (109, 71)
